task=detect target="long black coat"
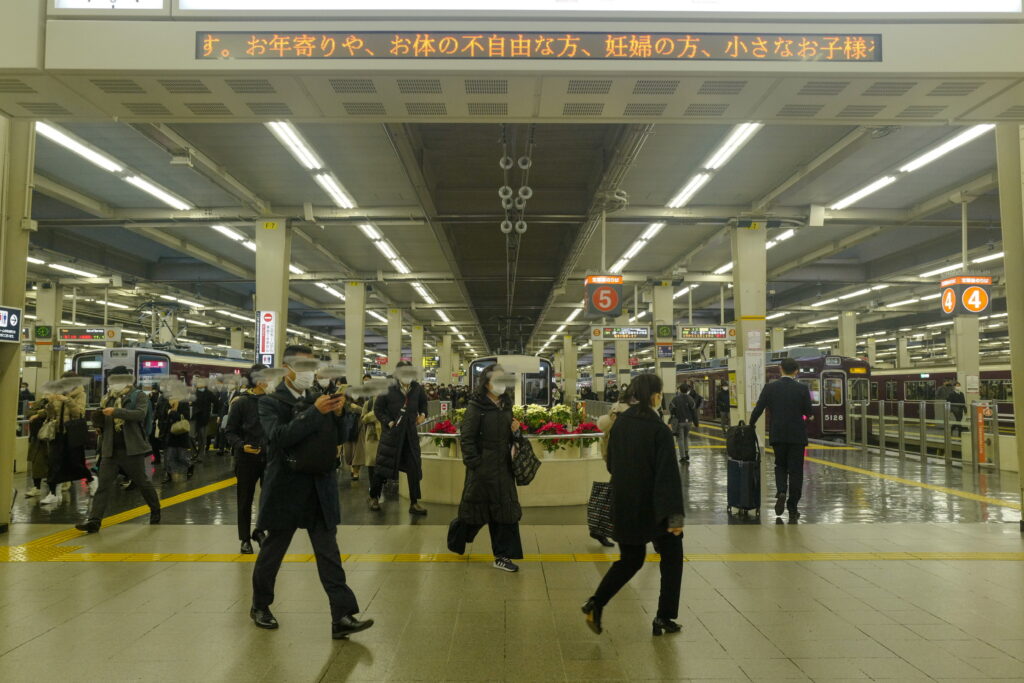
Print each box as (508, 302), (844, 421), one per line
(458, 396), (522, 526)
(256, 382), (345, 530)
(373, 382), (428, 481)
(606, 406), (685, 545)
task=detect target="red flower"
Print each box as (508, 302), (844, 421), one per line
(572, 422), (600, 435)
(535, 421), (569, 436)
(430, 420), (458, 435)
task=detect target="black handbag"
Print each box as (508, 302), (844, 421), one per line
(64, 417), (89, 450)
(587, 481), (615, 539)
(511, 433), (541, 486)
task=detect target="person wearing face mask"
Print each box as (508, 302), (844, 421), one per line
(449, 365), (524, 572)
(583, 373), (685, 638)
(225, 364), (269, 554)
(190, 378), (215, 460)
(250, 346), (373, 639)
(948, 381), (967, 435)
(354, 375), (381, 488)
(370, 361), (429, 514)
(75, 368), (160, 533)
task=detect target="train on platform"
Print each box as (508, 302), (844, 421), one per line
(71, 346), (250, 405)
(868, 364), (1014, 429)
(676, 348), (871, 440)
(467, 354), (556, 407)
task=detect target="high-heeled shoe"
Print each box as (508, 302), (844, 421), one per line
(652, 618), (681, 636)
(581, 599), (603, 635)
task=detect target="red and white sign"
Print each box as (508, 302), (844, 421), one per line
(628, 357), (639, 366)
(375, 356), (388, 365)
(941, 288), (956, 314)
(602, 357), (616, 367)
(939, 275), (992, 316)
(256, 310), (276, 356)
(584, 274), (623, 319)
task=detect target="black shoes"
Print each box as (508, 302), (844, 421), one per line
(789, 509), (801, 524)
(75, 519), (100, 533)
(581, 599), (603, 635)
(409, 503), (428, 516)
(332, 615), (375, 639)
(251, 529), (267, 547)
(240, 540), (254, 554)
(250, 607), (279, 630)
(775, 494), (787, 516)
(368, 497), (381, 512)
(652, 618), (682, 636)
(149, 510), (161, 525)
(590, 533), (615, 548)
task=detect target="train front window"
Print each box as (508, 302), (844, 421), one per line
(137, 353), (170, 389)
(73, 353), (104, 405)
(824, 378), (844, 406)
(799, 378), (821, 404)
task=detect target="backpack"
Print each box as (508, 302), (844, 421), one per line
(726, 420), (760, 462)
(126, 388), (155, 437)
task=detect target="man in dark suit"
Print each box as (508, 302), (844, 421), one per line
(749, 357), (813, 521)
(250, 345), (373, 639)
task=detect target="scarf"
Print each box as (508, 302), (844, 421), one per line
(103, 384), (135, 432)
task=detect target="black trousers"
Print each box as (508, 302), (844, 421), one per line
(772, 442), (806, 511)
(88, 452), (160, 522)
(150, 435), (163, 463)
(593, 533), (683, 620)
(235, 452), (265, 541)
(369, 470), (421, 503)
(251, 524), (359, 622)
(450, 520), (523, 559)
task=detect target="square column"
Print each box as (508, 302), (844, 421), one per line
(230, 327), (244, 351)
(35, 282), (63, 385)
(0, 118), (35, 531)
(614, 314), (631, 390)
(591, 339), (605, 395)
(897, 336), (911, 367)
(866, 337), (877, 365)
(714, 340), (726, 358)
(386, 308), (403, 374)
(653, 283), (676, 401)
(730, 225), (767, 423)
(344, 282), (366, 381)
(953, 316), (981, 406)
(255, 219), (291, 366)
(562, 335), (578, 403)
(439, 334), (452, 386)
(770, 327), (785, 351)
(838, 311), (857, 357)
(410, 325), (424, 375)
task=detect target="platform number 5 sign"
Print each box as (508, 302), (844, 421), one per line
(584, 274), (623, 319)
(938, 276), (992, 316)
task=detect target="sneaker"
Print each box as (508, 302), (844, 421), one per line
(24, 487), (42, 497)
(493, 557), (519, 573)
(61, 482), (71, 492)
(409, 503), (428, 516)
(40, 492), (60, 505)
(88, 479), (99, 496)
(368, 498), (381, 512)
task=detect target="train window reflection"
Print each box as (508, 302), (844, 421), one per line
(904, 380), (935, 401)
(980, 379), (1013, 402)
(849, 378), (869, 401)
(799, 378), (820, 404)
(824, 378), (843, 406)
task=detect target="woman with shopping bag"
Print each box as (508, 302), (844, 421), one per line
(588, 400), (630, 547)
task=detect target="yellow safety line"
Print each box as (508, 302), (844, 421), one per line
(23, 476), (238, 548)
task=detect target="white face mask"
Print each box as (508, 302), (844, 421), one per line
(291, 371), (316, 391)
(316, 376), (331, 389)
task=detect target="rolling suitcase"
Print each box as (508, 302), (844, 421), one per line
(726, 457), (760, 517)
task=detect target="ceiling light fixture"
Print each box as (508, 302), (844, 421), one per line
(436, 310), (451, 323)
(211, 224), (245, 241)
(766, 312), (789, 320)
(48, 263), (98, 278)
(265, 121), (323, 170)
(34, 121), (124, 174)
(241, 240), (257, 252)
(123, 175), (193, 211)
(713, 262), (733, 275)
(838, 288), (872, 300)
(641, 222), (666, 240)
(391, 258), (411, 274)
(288, 264), (305, 275)
(313, 172), (355, 209)
(27, 256), (46, 265)
(886, 298), (920, 307)
(374, 240), (398, 260)
(829, 175), (897, 211)
(667, 172), (712, 209)
(96, 300), (130, 310)
(609, 258), (628, 274)
(972, 251), (1004, 264)
(703, 122), (764, 170)
(358, 223), (382, 241)
(899, 124), (995, 173)
(806, 315), (839, 325)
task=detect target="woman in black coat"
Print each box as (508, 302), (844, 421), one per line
(371, 361), (429, 515)
(583, 373), (685, 638)
(449, 364), (524, 572)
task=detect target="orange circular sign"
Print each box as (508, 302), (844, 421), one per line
(941, 287), (956, 314)
(962, 286), (990, 313)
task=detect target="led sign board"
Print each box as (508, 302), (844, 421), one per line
(58, 326), (122, 342)
(591, 326), (651, 341)
(197, 31), (882, 62)
(54, 0), (165, 7)
(177, 0), (1022, 13)
(677, 325), (735, 341)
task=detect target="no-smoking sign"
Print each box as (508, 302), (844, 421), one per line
(584, 274), (623, 319)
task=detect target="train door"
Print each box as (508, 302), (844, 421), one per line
(821, 371), (847, 435)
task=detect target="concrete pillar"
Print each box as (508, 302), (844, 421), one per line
(157, 312), (177, 345)
(653, 283), (676, 400)
(953, 316), (981, 407)
(386, 308), (402, 374)
(410, 325), (424, 375)
(553, 350), (563, 390)
(35, 282), (63, 385)
(562, 335), (578, 403)
(591, 339), (605, 395)
(730, 225), (767, 424)
(714, 340), (726, 358)
(230, 327), (244, 351)
(838, 311), (857, 357)
(344, 282), (366, 381)
(0, 118), (34, 531)
(439, 334), (452, 385)
(994, 124), (1024, 523)
(770, 327), (785, 351)
(866, 337), (877, 365)
(255, 218), (291, 367)
(614, 314), (630, 389)
(897, 336), (911, 367)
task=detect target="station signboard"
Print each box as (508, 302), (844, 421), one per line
(590, 325), (651, 341)
(57, 326), (122, 342)
(584, 275), (623, 319)
(676, 325), (735, 341)
(0, 306), (23, 343)
(939, 275), (992, 316)
(656, 343), (674, 359)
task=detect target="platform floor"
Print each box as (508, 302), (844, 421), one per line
(1, 431), (1022, 682)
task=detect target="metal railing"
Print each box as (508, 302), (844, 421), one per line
(846, 399), (1004, 472)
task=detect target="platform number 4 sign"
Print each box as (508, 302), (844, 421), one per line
(939, 275), (991, 316)
(584, 274), (623, 319)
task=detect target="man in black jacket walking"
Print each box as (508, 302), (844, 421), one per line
(749, 358), (813, 521)
(224, 364), (268, 555)
(370, 361), (429, 515)
(250, 346), (373, 639)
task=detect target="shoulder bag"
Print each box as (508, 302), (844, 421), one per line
(511, 432), (542, 486)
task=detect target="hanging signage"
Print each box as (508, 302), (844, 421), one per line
(591, 325), (651, 341)
(628, 357), (639, 366)
(33, 325), (53, 340)
(57, 326), (122, 342)
(677, 325), (735, 341)
(584, 275), (623, 319)
(602, 357), (616, 367)
(656, 343), (674, 359)
(422, 356), (439, 368)
(375, 356), (388, 365)
(0, 306), (22, 343)
(256, 311), (276, 356)
(939, 276), (992, 316)
(197, 30), (881, 63)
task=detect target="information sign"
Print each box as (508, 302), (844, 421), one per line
(628, 357), (639, 366)
(938, 275), (992, 316)
(440, 401), (450, 416)
(422, 356), (439, 368)
(602, 357), (616, 367)
(375, 356), (388, 365)
(34, 325), (53, 340)
(656, 343), (674, 359)
(57, 326), (122, 342)
(0, 306), (22, 343)
(584, 275), (623, 319)
(257, 311), (276, 356)
(676, 325), (734, 341)
(590, 325), (651, 341)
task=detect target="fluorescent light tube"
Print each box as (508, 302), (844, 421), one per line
(48, 263), (98, 278)
(641, 222), (665, 240)
(96, 300), (130, 310)
(919, 263), (960, 278)
(829, 175), (897, 211)
(288, 264), (305, 275)
(609, 258), (628, 274)
(35, 122), (124, 174)
(919, 293), (942, 300)
(713, 262), (733, 275)
(667, 172), (712, 208)
(766, 312), (789, 320)
(212, 224), (245, 241)
(177, 298), (205, 308)
(27, 257), (46, 265)
(807, 316), (839, 325)
(368, 310), (387, 323)
(265, 121), (323, 170)
(374, 240), (398, 260)
(886, 298), (919, 307)
(776, 229), (795, 241)
(359, 223), (382, 240)
(242, 240), (257, 252)
(972, 251), (1004, 264)
(899, 124), (995, 173)
(436, 310), (450, 322)
(314, 172), (355, 209)
(183, 318), (210, 326)
(622, 240), (646, 260)
(123, 175), (193, 211)
(703, 122), (763, 170)
(556, 325), (567, 333)
(566, 308), (582, 322)
(838, 288), (872, 300)
(391, 259), (411, 274)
